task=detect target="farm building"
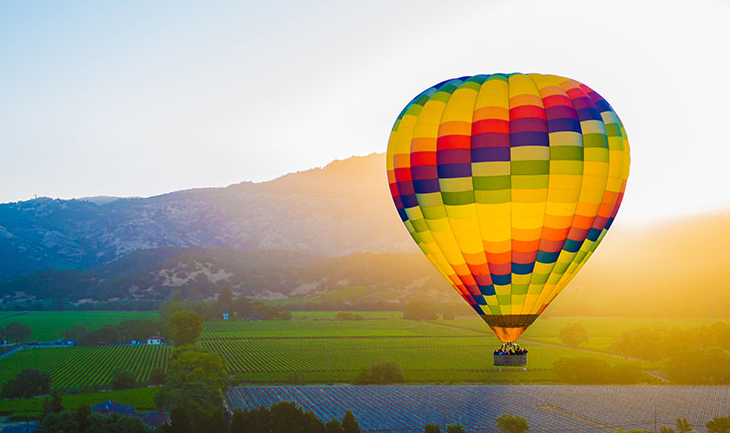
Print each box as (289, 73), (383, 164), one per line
(92, 400), (168, 429)
(146, 335), (164, 345)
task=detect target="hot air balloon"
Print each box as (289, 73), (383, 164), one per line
(386, 73), (630, 356)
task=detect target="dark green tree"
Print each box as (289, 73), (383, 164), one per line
(76, 405), (92, 433)
(402, 302), (436, 321)
(707, 416), (730, 433)
(559, 323), (588, 348)
(218, 286), (233, 313)
(353, 361), (404, 384)
(148, 368), (166, 386)
(270, 401), (303, 433)
(167, 310), (204, 346)
(4, 322), (32, 342)
(446, 424), (466, 433)
(62, 324), (87, 341)
(1, 369), (51, 398)
(342, 410), (360, 433)
(425, 424), (442, 433)
(42, 390), (64, 418)
(155, 346), (226, 412)
(326, 418), (345, 433)
(495, 413), (530, 433)
(110, 369), (136, 390)
(675, 418), (695, 433)
(159, 301), (189, 321)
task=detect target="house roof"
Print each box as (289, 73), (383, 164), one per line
(91, 400), (169, 428)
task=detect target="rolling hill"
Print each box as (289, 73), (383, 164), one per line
(1, 153), (728, 316)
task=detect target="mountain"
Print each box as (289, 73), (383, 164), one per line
(0, 154), (411, 281)
(0, 247), (446, 308)
(1, 153), (729, 317)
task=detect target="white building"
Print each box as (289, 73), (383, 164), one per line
(147, 336), (164, 345)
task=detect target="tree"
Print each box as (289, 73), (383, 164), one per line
(342, 410), (360, 433)
(335, 312), (364, 321)
(159, 301), (189, 321)
(231, 409), (251, 433)
(168, 310), (204, 346)
(675, 418), (697, 433)
(666, 348), (730, 384)
(218, 286), (233, 313)
(42, 391), (64, 417)
(155, 346), (226, 412)
(326, 419), (345, 433)
(110, 369), (136, 390)
(270, 401), (304, 433)
(149, 368), (166, 386)
(707, 417), (730, 433)
(4, 322), (32, 342)
(403, 302), (436, 321)
(553, 357), (610, 384)
(446, 424), (466, 433)
(495, 413), (530, 433)
(559, 323), (588, 348)
(62, 324), (87, 341)
(425, 424), (442, 433)
(354, 361), (404, 384)
(1, 369), (51, 398)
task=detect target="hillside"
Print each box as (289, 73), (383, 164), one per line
(0, 154), (411, 281)
(0, 248), (446, 308)
(1, 153), (729, 316)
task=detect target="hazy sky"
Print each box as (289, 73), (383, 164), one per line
(1, 0), (729, 223)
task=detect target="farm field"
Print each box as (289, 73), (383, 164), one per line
(0, 345), (169, 390)
(1, 313), (716, 393)
(227, 385), (730, 433)
(0, 387), (159, 419)
(436, 316), (730, 351)
(202, 336), (652, 384)
(288, 311), (401, 320)
(200, 319), (482, 339)
(0, 311), (160, 342)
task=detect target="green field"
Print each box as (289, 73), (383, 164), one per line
(436, 316), (730, 351)
(0, 311), (160, 342)
(0, 345), (169, 390)
(288, 311), (401, 320)
(0, 387), (159, 419)
(201, 319), (481, 339)
(2, 312), (718, 393)
(201, 334), (644, 384)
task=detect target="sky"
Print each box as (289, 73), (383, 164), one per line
(1, 0), (729, 224)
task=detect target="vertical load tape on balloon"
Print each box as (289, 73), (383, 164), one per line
(386, 73), (630, 342)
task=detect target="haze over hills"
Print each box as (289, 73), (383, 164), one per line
(0, 154), (410, 281)
(0, 153), (729, 316)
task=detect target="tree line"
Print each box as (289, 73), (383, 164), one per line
(609, 322), (730, 384)
(0, 322), (32, 342)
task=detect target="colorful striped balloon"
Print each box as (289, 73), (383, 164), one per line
(386, 73), (630, 342)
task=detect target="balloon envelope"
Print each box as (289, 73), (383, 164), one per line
(386, 73), (630, 342)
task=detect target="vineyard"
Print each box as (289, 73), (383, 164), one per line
(227, 385), (730, 433)
(2, 314), (706, 391)
(0, 345), (169, 389)
(0, 387), (159, 418)
(201, 334), (641, 383)
(200, 319), (480, 339)
(0, 310), (160, 341)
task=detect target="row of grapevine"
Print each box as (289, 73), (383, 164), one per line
(0, 345), (170, 389)
(201, 337), (499, 373)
